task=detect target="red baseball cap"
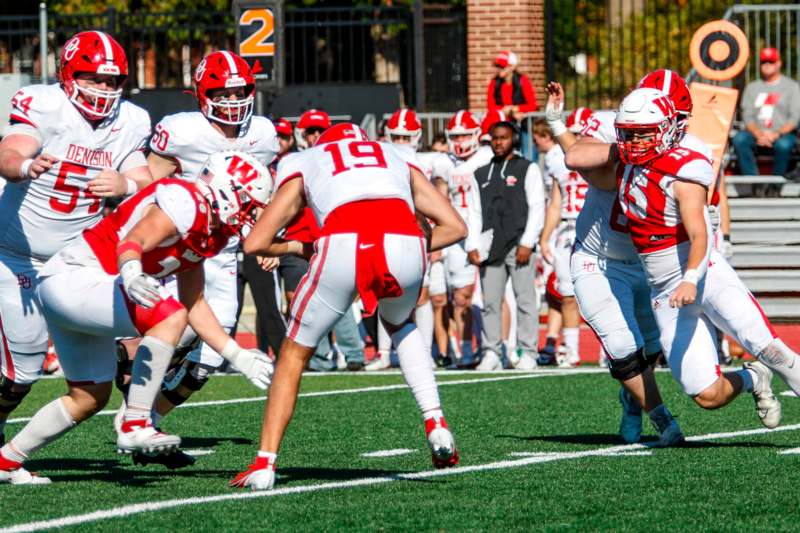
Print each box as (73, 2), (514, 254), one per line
(494, 50), (518, 68)
(275, 117), (293, 137)
(760, 47), (780, 62)
(297, 108), (331, 130)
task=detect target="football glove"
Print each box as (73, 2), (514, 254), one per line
(120, 260), (161, 309)
(222, 342), (273, 390)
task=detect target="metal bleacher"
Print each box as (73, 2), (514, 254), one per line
(726, 179), (800, 319)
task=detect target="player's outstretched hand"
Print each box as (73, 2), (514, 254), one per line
(669, 281), (697, 308)
(231, 349), (274, 390)
(27, 153), (59, 179)
(545, 81), (565, 122)
(88, 167), (128, 197)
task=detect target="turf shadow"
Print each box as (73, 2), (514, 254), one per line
(277, 466), (427, 484)
(180, 436), (253, 447)
(496, 433), (654, 446)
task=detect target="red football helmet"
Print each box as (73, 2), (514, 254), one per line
(59, 31), (127, 120)
(194, 51), (255, 126)
(638, 69), (692, 135)
(314, 123), (369, 146)
(566, 107), (593, 134)
(615, 88), (678, 165)
(275, 117), (293, 137)
(480, 109), (507, 142)
(446, 110), (481, 158)
(386, 109), (423, 150)
(296, 109), (332, 149)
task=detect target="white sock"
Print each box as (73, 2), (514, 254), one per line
(377, 320), (392, 354)
(757, 339), (800, 395)
(125, 336), (175, 423)
(423, 408), (444, 421)
(563, 327), (579, 354)
(4, 397), (75, 461)
(414, 301), (434, 354)
(393, 323), (441, 414)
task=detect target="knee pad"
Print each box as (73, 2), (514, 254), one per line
(160, 360), (214, 407)
(0, 376), (33, 415)
(608, 348), (648, 381)
(644, 350), (663, 368)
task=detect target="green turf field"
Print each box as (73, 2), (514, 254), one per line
(2, 368), (800, 532)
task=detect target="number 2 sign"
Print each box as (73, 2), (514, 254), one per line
(233, 0), (284, 89)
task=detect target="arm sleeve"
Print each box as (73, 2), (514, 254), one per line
(155, 183), (199, 235)
(463, 175), (483, 252)
(517, 75), (538, 113)
(519, 163), (546, 249)
(486, 79), (500, 111)
(740, 84), (757, 125)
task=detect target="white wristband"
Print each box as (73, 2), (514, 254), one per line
(19, 158), (34, 179)
(221, 338), (242, 362)
(126, 178), (138, 196)
(682, 268), (701, 286)
(548, 119), (568, 137)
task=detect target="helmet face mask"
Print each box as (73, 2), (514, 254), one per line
(60, 31), (128, 120)
(446, 110), (481, 158)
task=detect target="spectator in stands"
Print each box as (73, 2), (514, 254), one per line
(430, 133), (448, 153)
(732, 47), (800, 181)
(486, 50), (539, 160)
(471, 121), (546, 370)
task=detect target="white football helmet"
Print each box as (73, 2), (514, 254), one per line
(386, 109), (423, 150)
(446, 110), (481, 158)
(197, 150), (272, 235)
(614, 87), (678, 164)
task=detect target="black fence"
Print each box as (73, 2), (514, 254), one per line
(0, 5), (435, 108)
(422, 4), (467, 111)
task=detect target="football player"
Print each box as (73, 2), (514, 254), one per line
(0, 151), (274, 484)
(443, 110), (490, 365)
(0, 31), (153, 447)
(231, 124), (467, 490)
(562, 76), (694, 445)
(142, 51), (279, 428)
(372, 108), (453, 369)
(577, 88), (800, 425)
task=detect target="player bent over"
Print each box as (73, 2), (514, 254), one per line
(232, 124), (467, 490)
(580, 88), (800, 425)
(0, 152), (273, 484)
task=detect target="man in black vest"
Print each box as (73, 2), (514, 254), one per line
(470, 121), (545, 370)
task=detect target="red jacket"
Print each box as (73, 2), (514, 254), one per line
(486, 72), (538, 113)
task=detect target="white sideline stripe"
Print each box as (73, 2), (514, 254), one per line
(5, 423), (799, 533)
(184, 450), (214, 457)
(508, 450), (652, 458)
(780, 390), (798, 398)
(7, 371), (587, 426)
(361, 448), (417, 458)
(778, 447), (800, 455)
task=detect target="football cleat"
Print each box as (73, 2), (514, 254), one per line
(513, 352), (538, 371)
(745, 361), (781, 429)
(230, 454), (276, 490)
(476, 350), (502, 371)
(42, 346), (61, 375)
(425, 415), (459, 468)
(132, 448), (197, 469)
(117, 420), (181, 455)
(618, 388), (643, 444)
(648, 406), (685, 448)
(556, 346), (581, 368)
(0, 453), (51, 485)
(536, 341), (557, 366)
(365, 350), (391, 371)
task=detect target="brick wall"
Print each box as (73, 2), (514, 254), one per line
(466, 0), (546, 113)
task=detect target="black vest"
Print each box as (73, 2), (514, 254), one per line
(493, 72), (525, 106)
(474, 155), (533, 264)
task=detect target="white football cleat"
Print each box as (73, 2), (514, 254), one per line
(425, 416), (459, 468)
(230, 455), (277, 490)
(476, 350), (502, 371)
(513, 352), (538, 371)
(504, 343), (520, 368)
(365, 350), (391, 371)
(113, 398), (126, 436)
(0, 453), (51, 485)
(745, 361), (781, 429)
(117, 420), (181, 455)
(557, 346), (580, 368)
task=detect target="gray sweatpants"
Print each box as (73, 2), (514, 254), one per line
(480, 247), (540, 356)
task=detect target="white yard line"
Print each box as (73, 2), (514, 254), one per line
(7, 370), (591, 426)
(361, 448), (417, 458)
(4, 422), (798, 533)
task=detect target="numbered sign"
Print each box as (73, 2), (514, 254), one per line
(233, 0), (284, 89)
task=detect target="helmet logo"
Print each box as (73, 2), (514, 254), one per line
(227, 155), (260, 184)
(651, 95), (675, 117)
(64, 37), (80, 61)
(224, 76), (246, 88)
(195, 59), (207, 82)
(97, 64), (120, 75)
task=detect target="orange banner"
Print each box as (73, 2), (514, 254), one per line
(687, 82), (739, 186)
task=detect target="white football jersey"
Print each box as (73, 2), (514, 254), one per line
(149, 111), (279, 182)
(275, 140), (418, 227)
(444, 145), (490, 251)
(543, 145), (588, 220)
(416, 151), (454, 182)
(0, 83), (151, 262)
(575, 111), (712, 261)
